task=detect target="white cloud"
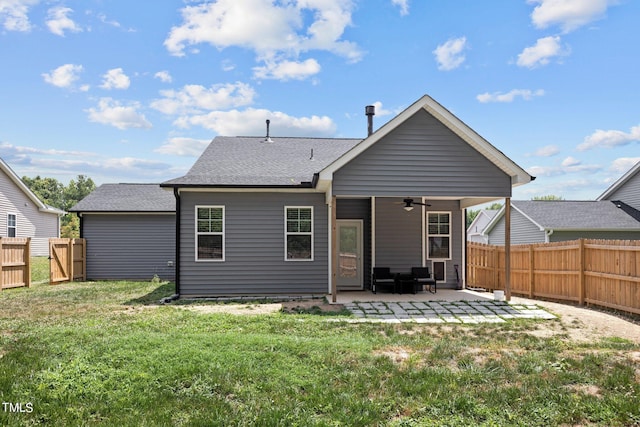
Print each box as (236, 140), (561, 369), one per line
(477, 89), (545, 103)
(164, 0), (363, 65)
(46, 6), (82, 36)
(42, 64), (84, 88)
(86, 98), (152, 130)
(609, 157), (640, 173)
(528, 0), (614, 33)
(561, 156), (581, 167)
(370, 101), (401, 117)
(100, 68), (131, 90)
(253, 58), (321, 81)
(517, 36), (568, 68)
(221, 59), (236, 72)
(151, 82), (256, 116)
(391, 0), (409, 16)
(154, 70), (172, 83)
(527, 158), (600, 177)
(0, 0), (37, 32)
(433, 36), (467, 71)
(174, 108), (336, 137)
(577, 124), (640, 151)
(529, 144), (560, 157)
(155, 137), (210, 157)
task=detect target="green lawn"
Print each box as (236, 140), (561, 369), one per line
(1, 281), (639, 426)
(30, 257), (50, 284)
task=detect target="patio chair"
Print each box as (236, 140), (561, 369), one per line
(411, 267), (436, 294)
(372, 267), (397, 294)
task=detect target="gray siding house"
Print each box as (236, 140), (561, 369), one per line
(0, 158), (64, 256)
(598, 160), (640, 211)
(70, 184), (176, 281)
(483, 200), (640, 245)
(467, 209), (499, 243)
(161, 95), (532, 298)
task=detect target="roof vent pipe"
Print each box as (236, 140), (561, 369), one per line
(365, 105), (375, 136)
(264, 119), (273, 143)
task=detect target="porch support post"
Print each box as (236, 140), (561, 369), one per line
(505, 197), (512, 301)
(330, 196), (337, 303)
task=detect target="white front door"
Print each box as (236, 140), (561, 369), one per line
(336, 220), (363, 290)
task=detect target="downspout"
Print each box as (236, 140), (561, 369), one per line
(173, 187), (181, 297)
(545, 229), (554, 243)
(78, 213), (83, 238)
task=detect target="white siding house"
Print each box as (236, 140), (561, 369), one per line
(0, 158), (64, 256)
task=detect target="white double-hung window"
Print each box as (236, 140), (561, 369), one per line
(196, 206), (224, 261)
(427, 212), (450, 259)
(7, 214), (16, 237)
(285, 206), (313, 261)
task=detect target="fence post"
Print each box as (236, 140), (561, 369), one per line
(68, 239), (73, 283)
(25, 238), (31, 288)
(578, 238), (585, 306)
(492, 245), (497, 291)
(529, 244), (534, 299)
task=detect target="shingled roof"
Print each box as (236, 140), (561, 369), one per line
(70, 183), (175, 212)
(509, 200), (640, 230)
(161, 136), (362, 187)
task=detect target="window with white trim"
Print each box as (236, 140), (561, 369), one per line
(7, 214), (16, 237)
(427, 212), (450, 259)
(285, 207), (313, 261)
(196, 206), (224, 261)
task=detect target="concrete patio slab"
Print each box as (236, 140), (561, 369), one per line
(334, 289), (556, 323)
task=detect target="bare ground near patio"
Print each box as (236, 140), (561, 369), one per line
(513, 297), (640, 344)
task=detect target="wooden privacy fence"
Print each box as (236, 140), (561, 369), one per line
(0, 237), (31, 290)
(49, 238), (86, 285)
(467, 239), (640, 316)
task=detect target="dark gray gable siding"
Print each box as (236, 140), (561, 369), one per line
(332, 109), (512, 197)
(488, 209), (546, 245)
(179, 192), (328, 297)
(375, 198), (463, 288)
(83, 214), (175, 280)
(603, 171), (640, 211)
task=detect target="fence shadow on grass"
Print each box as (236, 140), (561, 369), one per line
(125, 282), (175, 306)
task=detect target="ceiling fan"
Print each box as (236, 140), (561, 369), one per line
(396, 198), (431, 211)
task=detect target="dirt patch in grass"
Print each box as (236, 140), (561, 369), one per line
(280, 299), (347, 314)
(180, 303), (284, 315)
(518, 298), (640, 344)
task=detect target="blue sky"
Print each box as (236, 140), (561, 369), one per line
(1, 0), (638, 201)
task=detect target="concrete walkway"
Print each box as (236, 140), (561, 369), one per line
(335, 289), (557, 323)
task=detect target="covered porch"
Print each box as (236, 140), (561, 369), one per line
(329, 196), (514, 301)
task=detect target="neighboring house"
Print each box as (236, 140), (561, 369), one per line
(597, 160), (640, 211)
(157, 94), (532, 297)
(70, 183), (176, 281)
(0, 158), (64, 256)
(482, 200), (640, 245)
(467, 209), (498, 243)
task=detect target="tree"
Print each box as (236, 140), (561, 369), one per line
(22, 174), (96, 238)
(63, 175), (96, 211)
(21, 176), (65, 208)
(532, 195), (564, 201)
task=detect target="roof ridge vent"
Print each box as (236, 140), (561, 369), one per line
(263, 119), (274, 143)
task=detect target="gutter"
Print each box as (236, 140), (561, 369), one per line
(173, 187), (181, 297)
(159, 182), (314, 189)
